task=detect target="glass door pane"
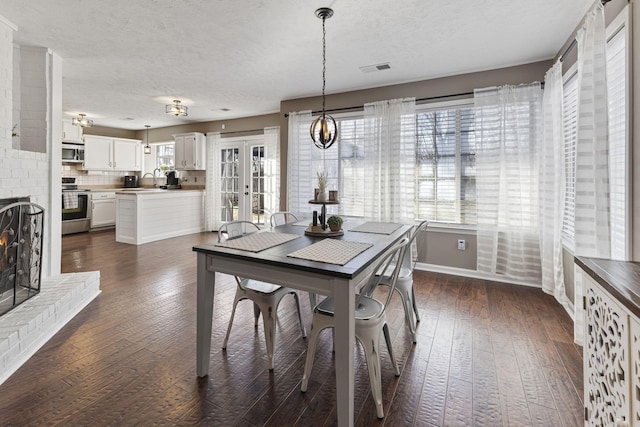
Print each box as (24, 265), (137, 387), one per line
(220, 147), (239, 222)
(250, 145), (265, 225)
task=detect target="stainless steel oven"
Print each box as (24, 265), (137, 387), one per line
(61, 178), (91, 235)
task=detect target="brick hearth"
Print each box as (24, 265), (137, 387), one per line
(0, 272), (100, 385)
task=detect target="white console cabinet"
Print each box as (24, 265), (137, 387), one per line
(578, 258), (640, 427)
(173, 132), (206, 170)
(84, 135), (141, 171)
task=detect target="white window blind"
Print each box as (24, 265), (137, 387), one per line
(415, 103), (476, 224)
(561, 72), (578, 249)
(606, 25), (627, 260)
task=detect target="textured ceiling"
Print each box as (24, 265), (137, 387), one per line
(0, 0), (592, 130)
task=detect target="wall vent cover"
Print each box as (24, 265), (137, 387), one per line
(359, 63), (391, 73)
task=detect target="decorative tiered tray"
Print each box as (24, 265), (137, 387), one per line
(304, 227), (343, 237)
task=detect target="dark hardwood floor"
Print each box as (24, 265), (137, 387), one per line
(0, 230), (583, 426)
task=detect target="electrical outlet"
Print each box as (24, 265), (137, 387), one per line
(457, 239), (466, 250)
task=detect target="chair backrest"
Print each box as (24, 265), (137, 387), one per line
(357, 236), (410, 311)
(218, 220), (260, 243)
(270, 212), (299, 228)
(407, 220), (428, 269)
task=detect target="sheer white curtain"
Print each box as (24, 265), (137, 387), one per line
(539, 61), (567, 305)
(287, 111), (313, 214)
(474, 83), (543, 283)
(263, 126), (280, 225)
(205, 132), (222, 231)
(574, 2), (610, 345)
(363, 98), (416, 223)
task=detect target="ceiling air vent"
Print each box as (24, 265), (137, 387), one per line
(359, 62), (391, 73)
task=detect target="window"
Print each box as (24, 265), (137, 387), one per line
(292, 103), (476, 225)
(606, 21), (629, 260)
(562, 68), (578, 248)
(143, 142), (175, 175)
(561, 7), (629, 259)
(155, 143), (175, 171)
(304, 115), (367, 218)
(415, 102), (476, 224)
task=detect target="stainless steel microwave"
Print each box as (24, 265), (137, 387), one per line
(62, 143), (84, 163)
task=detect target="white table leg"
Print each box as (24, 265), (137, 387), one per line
(197, 252), (216, 377)
(333, 279), (355, 426)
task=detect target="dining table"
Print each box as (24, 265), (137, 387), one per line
(192, 219), (412, 426)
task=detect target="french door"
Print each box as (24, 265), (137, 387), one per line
(219, 136), (266, 225)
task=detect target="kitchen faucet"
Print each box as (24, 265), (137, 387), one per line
(142, 172), (157, 187)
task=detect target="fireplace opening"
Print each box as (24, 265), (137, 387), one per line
(0, 198), (44, 317)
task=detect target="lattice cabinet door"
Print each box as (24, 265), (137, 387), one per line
(631, 317), (640, 426)
(584, 275), (631, 426)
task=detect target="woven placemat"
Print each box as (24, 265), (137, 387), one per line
(349, 222), (402, 235)
(287, 239), (372, 266)
(215, 232), (300, 252)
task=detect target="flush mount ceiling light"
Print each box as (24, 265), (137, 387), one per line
(310, 7), (338, 150)
(72, 113), (93, 127)
(144, 125), (151, 155)
(166, 99), (188, 117)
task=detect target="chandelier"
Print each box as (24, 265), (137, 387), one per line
(310, 7), (338, 149)
(166, 99), (188, 117)
(72, 113), (93, 127)
(144, 125), (151, 154)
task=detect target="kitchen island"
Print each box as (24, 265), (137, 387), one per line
(115, 189), (204, 245)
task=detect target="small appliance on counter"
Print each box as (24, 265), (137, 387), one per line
(160, 171), (181, 189)
(124, 175), (139, 188)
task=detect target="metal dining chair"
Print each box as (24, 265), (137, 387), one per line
(269, 211), (319, 308)
(269, 211), (299, 228)
(219, 220), (307, 370)
(371, 220), (428, 343)
(301, 236), (410, 419)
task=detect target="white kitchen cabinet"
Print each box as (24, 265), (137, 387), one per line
(84, 135), (141, 171)
(62, 119), (83, 143)
(173, 132), (206, 170)
(91, 192), (116, 228)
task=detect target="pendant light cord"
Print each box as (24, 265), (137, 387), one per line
(322, 15), (327, 117)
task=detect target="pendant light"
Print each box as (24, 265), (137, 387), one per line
(144, 125), (151, 154)
(72, 113), (93, 127)
(310, 7), (338, 150)
(166, 99), (188, 117)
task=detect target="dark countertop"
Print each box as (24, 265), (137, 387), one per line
(575, 256), (640, 318)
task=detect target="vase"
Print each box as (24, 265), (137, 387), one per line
(317, 191), (327, 202)
(329, 224), (340, 232)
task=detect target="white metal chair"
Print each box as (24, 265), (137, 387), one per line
(269, 212), (319, 308)
(371, 220), (428, 343)
(219, 220), (307, 370)
(301, 236), (409, 419)
(269, 211), (298, 228)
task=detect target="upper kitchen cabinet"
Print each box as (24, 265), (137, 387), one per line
(62, 119), (83, 143)
(173, 132), (206, 170)
(84, 135), (141, 171)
